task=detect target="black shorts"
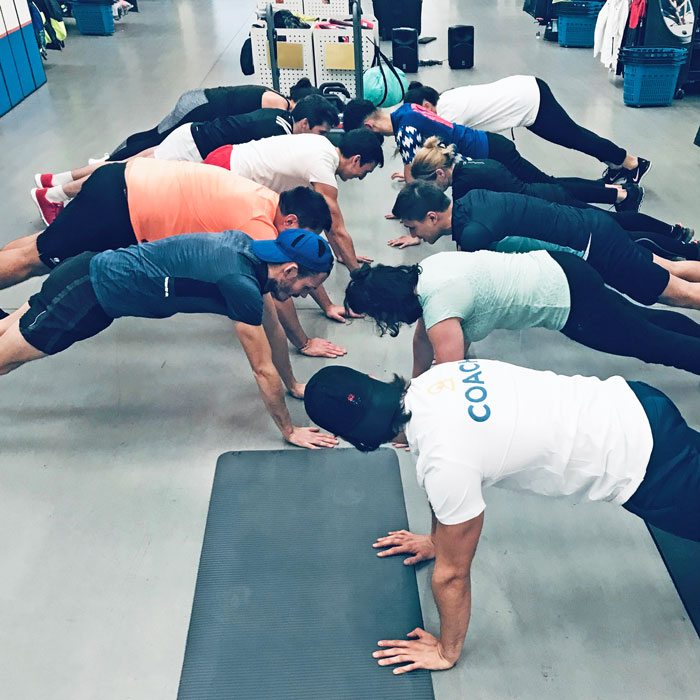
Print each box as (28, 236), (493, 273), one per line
(36, 163), (136, 269)
(19, 252), (114, 355)
(587, 220), (670, 305)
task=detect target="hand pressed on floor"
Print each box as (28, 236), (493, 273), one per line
(286, 426), (338, 449)
(324, 304), (364, 323)
(388, 234), (421, 249)
(300, 337), (347, 358)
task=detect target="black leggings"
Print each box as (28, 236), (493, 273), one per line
(551, 251), (700, 374)
(109, 103), (215, 161)
(529, 78), (627, 165)
(626, 230), (699, 261)
(485, 132), (618, 204)
(452, 162), (679, 237)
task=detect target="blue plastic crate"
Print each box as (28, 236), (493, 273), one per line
(623, 62), (682, 106)
(72, 3), (115, 35)
(558, 14), (597, 47)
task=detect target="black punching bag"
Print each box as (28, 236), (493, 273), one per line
(448, 25), (474, 69)
(392, 27), (419, 73)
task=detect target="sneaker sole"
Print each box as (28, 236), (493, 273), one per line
(30, 189), (50, 227)
(34, 173), (44, 188)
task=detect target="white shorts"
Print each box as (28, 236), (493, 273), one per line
(153, 124), (203, 162)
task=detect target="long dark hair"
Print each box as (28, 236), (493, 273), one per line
(344, 263), (422, 337)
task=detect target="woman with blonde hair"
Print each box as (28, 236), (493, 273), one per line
(388, 137), (695, 258)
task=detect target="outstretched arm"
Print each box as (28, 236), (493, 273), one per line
(261, 294), (302, 398)
(412, 318), (434, 377)
(426, 317), (469, 365)
(235, 320), (337, 449)
(373, 511), (484, 673)
(274, 297), (347, 358)
(313, 183), (372, 268)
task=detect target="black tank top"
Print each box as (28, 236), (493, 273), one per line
(203, 85), (290, 118)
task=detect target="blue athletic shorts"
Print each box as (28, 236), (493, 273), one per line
(624, 381), (700, 541)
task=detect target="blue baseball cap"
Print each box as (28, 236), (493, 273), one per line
(251, 229), (334, 273)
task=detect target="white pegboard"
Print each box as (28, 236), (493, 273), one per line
(251, 25), (316, 95)
(303, 0), (350, 18)
(312, 20), (377, 97)
(256, 0), (304, 13)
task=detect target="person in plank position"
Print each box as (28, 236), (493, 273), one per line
(0, 229), (338, 450)
(343, 251), (700, 377)
(2, 160), (350, 358)
(203, 129), (385, 269)
(403, 78), (650, 184)
(303, 360), (700, 671)
(385, 137), (693, 254)
(341, 98), (641, 210)
(391, 182), (700, 313)
(32, 95), (340, 225)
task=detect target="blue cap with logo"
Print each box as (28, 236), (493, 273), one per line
(252, 228), (334, 273)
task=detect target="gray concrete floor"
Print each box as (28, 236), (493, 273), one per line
(0, 0), (699, 698)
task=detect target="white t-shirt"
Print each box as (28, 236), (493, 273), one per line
(403, 360), (653, 525)
(436, 75), (541, 133)
(227, 133), (339, 193)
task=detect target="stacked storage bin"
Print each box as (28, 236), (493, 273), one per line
(72, 0), (115, 36)
(0, 0), (47, 117)
(620, 47), (688, 107)
(557, 1), (604, 48)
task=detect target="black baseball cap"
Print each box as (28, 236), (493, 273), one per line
(252, 228), (333, 273)
(304, 365), (404, 450)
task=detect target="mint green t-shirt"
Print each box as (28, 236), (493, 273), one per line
(416, 250), (571, 342)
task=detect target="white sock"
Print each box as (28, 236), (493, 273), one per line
(45, 186), (70, 204)
(52, 171), (73, 187)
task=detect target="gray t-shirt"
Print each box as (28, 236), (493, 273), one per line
(416, 250), (571, 341)
(89, 230), (268, 325)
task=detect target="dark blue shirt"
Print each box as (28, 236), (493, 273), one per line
(89, 230), (268, 325)
(451, 190), (608, 253)
(390, 103), (489, 165)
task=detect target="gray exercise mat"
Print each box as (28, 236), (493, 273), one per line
(177, 448), (435, 700)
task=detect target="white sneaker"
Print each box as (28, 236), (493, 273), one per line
(88, 153), (109, 165)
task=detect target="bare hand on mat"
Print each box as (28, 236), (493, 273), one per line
(373, 529), (435, 564)
(373, 628), (456, 673)
(286, 426), (338, 449)
(300, 337), (347, 358)
(387, 234), (421, 249)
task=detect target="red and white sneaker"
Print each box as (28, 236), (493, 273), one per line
(30, 188), (64, 226)
(34, 173), (54, 188)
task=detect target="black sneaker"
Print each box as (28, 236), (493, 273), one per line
(601, 165), (626, 185)
(625, 157), (652, 185)
(601, 157), (652, 185)
(0, 308), (8, 319)
(671, 224), (695, 244)
(614, 183), (645, 213)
